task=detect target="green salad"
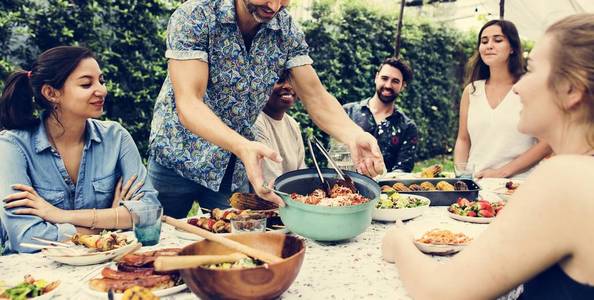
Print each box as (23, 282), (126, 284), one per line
(0, 276), (59, 300)
(377, 191), (430, 209)
(203, 258), (263, 270)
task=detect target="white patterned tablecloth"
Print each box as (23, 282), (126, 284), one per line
(0, 207), (520, 300)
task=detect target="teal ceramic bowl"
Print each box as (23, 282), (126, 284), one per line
(274, 168), (380, 241)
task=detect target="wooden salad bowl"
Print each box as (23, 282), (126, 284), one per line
(179, 233), (305, 300)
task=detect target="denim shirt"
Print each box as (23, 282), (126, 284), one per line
(0, 119), (160, 254)
(344, 99), (419, 172)
(149, 0), (313, 192)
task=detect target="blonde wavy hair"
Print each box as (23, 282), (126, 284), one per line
(545, 14), (594, 148)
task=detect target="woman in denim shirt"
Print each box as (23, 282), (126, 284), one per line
(0, 46), (160, 254)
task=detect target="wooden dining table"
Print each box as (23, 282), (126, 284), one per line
(0, 206), (522, 299)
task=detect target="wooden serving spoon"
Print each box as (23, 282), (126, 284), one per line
(153, 252), (248, 271)
(162, 216), (283, 264)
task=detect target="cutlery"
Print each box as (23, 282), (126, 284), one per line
(20, 243), (88, 256)
(307, 137), (332, 195)
(31, 236), (72, 248)
(309, 136), (358, 193)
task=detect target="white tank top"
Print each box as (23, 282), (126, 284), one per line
(467, 80), (536, 178)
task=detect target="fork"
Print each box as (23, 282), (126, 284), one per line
(20, 243), (88, 256)
(31, 236), (73, 248)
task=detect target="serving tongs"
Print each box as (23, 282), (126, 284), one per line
(307, 136), (357, 194)
(154, 252), (249, 271)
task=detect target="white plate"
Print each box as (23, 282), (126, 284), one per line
(493, 192), (513, 201)
(448, 212), (494, 224)
(372, 195), (431, 222)
(376, 171), (417, 180)
(173, 227), (210, 241)
(478, 178), (523, 193)
(413, 171), (455, 179)
(83, 263), (187, 299)
(414, 241), (466, 255)
(43, 238), (139, 266)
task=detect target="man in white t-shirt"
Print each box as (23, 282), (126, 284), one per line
(255, 72), (306, 184)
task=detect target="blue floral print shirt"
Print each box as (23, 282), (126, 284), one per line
(343, 99), (419, 172)
(149, 0), (313, 192)
(0, 119), (160, 254)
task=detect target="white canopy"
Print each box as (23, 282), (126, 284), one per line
(290, 0), (594, 41)
(447, 0), (594, 40)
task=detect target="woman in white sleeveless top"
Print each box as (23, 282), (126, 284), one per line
(454, 20), (551, 179)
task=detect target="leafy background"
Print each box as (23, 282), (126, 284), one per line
(1, 0), (531, 166)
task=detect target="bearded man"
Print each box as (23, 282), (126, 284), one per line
(148, 0), (386, 218)
(343, 57), (418, 172)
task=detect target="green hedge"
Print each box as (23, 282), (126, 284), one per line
(0, 0), (180, 158)
(295, 1), (475, 161)
(2, 0), (477, 164)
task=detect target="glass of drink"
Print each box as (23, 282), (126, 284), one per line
(454, 162), (475, 180)
(230, 217), (266, 234)
(328, 138), (356, 171)
(129, 204), (163, 246)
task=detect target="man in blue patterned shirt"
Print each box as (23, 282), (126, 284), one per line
(148, 0), (385, 218)
(343, 57), (419, 172)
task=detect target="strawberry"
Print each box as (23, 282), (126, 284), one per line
(457, 198), (471, 208)
(478, 209), (495, 218)
(467, 211), (477, 217)
(477, 201), (493, 211)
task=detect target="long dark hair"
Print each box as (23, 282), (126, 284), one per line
(465, 20), (525, 93)
(0, 46), (95, 130)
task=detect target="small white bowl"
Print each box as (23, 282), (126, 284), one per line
(414, 241), (466, 255)
(372, 195), (431, 222)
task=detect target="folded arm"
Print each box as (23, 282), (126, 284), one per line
(479, 140), (551, 178)
(61, 126), (161, 230)
(0, 139), (76, 253)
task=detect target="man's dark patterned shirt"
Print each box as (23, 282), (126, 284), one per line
(343, 99), (418, 172)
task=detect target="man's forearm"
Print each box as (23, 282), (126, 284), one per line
(176, 98), (250, 155)
(290, 65), (364, 143)
(302, 90), (364, 143)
